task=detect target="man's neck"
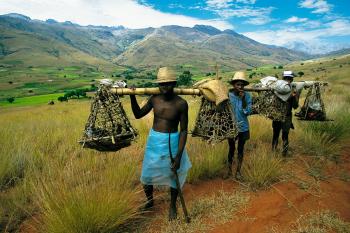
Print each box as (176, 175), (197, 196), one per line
(162, 93), (175, 100)
(233, 90), (240, 96)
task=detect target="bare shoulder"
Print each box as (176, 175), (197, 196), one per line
(175, 96), (188, 111)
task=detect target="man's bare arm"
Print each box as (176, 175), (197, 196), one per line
(172, 100), (188, 171)
(130, 95), (153, 119)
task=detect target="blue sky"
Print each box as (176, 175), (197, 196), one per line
(1, 0), (349, 54)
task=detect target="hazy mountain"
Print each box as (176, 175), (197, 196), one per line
(324, 48), (350, 57)
(0, 14), (310, 70)
(115, 25), (308, 70)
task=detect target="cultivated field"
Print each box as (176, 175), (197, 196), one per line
(1, 55), (350, 233)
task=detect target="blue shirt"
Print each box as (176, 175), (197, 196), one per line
(229, 92), (252, 132)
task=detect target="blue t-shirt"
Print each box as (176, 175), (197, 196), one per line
(229, 92), (252, 132)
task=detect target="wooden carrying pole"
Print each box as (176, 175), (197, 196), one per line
(111, 87), (201, 96)
(109, 81), (328, 96)
(110, 87), (269, 95)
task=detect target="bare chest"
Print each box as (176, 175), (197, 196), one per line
(153, 99), (180, 120)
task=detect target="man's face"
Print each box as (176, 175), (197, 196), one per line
(232, 81), (245, 92)
(283, 77), (293, 83)
(159, 82), (176, 94)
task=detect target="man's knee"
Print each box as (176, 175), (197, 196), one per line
(282, 131), (289, 141)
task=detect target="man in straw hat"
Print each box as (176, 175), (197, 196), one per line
(129, 67), (191, 220)
(227, 71), (252, 180)
(272, 70), (299, 156)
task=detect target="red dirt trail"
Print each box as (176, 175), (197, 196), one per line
(21, 147), (350, 233)
(188, 146), (350, 233)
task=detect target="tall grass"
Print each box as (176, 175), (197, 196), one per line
(0, 99), (231, 232)
(0, 74), (349, 232)
(0, 102), (145, 232)
(187, 139), (228, 182)
(242, 145), (284, 190)
(32, 155), (141, 233)
(294, 93), (350, 159)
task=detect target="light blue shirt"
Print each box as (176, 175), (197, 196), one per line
(229, 92), (252, 132)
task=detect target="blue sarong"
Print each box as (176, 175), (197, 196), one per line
(141, 128), (192, 189)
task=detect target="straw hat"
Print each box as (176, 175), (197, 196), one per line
(230, 71), (249, 86)
(156, 67), (177, 83)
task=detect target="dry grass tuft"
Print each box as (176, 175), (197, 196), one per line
(242, 145), (284, 190)
(157, 190), (249, 233)
(291, 210), (350, 233)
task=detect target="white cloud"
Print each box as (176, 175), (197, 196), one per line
(303, 20), (322, 28)
(243, 19), (350, 54)
(205, 0), (274, 25)
(236, 0), (257, 4)
(285, 16), (308, 23)
(299, 0), (332, 14)
(206, 0), (256, 9)
(206, 0), (232, 9)
(218, 7), (273, 18)
(0, 0), (233, 30)
(217, 6), (274, 25)
(245, 16), (272, 25)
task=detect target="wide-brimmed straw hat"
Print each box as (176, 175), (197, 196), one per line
(156, 67), (177, 83)
(230, 71), (249, 86)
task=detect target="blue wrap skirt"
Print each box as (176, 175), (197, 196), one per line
(140, 129), (192, 189)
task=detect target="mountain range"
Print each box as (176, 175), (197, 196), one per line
(0, 13), (325, 71)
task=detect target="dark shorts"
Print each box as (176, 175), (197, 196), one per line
(235, 131), (250, 141)
(272, 115), (293, 133)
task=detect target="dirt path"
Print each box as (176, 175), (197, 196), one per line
(20, 147), (350, 233)
(206, 147), (350, 233)
(146, 146), (350, 233)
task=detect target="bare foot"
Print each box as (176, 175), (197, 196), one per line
(141, 200), (154, 211)
(168, 205), (177, 221)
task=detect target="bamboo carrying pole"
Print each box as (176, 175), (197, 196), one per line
(110, 87), (269, 95)
(111, 87), (201, 96)
(109, 81), (327, 96)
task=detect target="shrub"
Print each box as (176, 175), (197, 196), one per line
(177, 70), (193, 86)
(7, 97), (15, 103)
(57, 96), (68, 102)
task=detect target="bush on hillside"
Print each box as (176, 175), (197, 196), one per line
(7, 97), (15, 103)
(177, 70), (193, 86)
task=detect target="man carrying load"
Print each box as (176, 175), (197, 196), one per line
(227, 71), (252, 180)
(272, 71), (299, 156)
(129, 67), (191, 220)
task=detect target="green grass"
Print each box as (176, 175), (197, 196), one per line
(0, 93), (65, 107)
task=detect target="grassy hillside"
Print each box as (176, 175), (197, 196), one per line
(0, 54), (350, 232)
(115, 26), (308, 71)
(1, 15), (309, 73)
